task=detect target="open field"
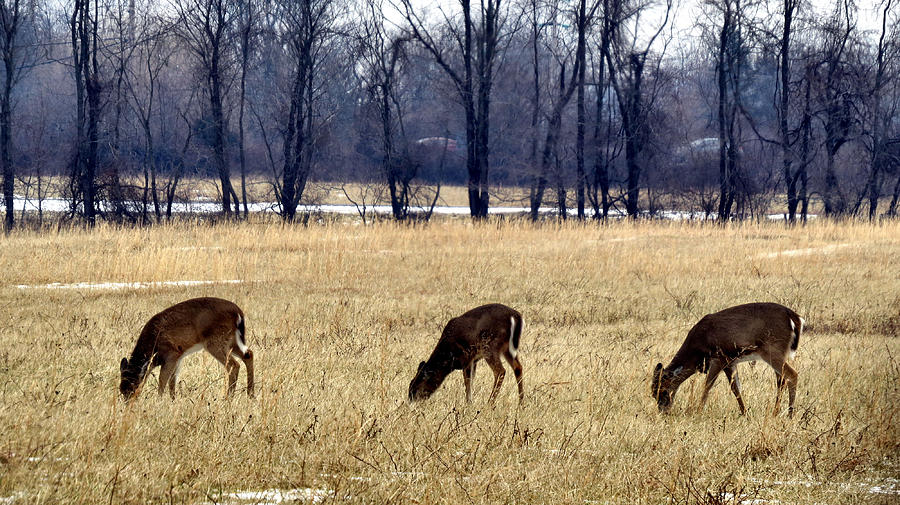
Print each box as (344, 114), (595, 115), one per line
(0, 219), (898, 504)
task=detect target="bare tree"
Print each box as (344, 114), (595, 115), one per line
(0, 0), (33, 231)
(526, 0), (543, 213)
(604, 0), (673, 217)
(273, 0), (337, 221)
(702, 0), (754, 221)
(125, 9), (174, 223)
(101, 0), (140, 219)
(172, 0), (240, 216)
(816, 0), (857, 216)
(528, 0), (597, 220)
(235, 0), (256, 217)
(773, 0), (805, 222)
(574, 0), (591, 219)
(70, 0), (103, 226)
(862, 0), (898, 219)
(588, 0), (618, 219)
(398, 0), (507, 219)
(356, 0), (413, 220)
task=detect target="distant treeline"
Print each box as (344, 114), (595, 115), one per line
(0, 0), (898, 227)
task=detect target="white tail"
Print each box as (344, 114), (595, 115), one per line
(508, 316), (519, 359)
(651, 302), (802, 417)
(409, 303), (524, 404)
(119, 297), (254, 400)
(234, 314), (249, 356)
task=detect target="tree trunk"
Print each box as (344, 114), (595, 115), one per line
(0, 0), (18, 232)
(381, 84), (403, 220)
(592, 17), (612, 220)
(866, 0), (891, 220)
(238, 1), (252, 218)
(716, 14), (730, 221)
(529, 0), (540, 213)
(574, 0), (587, 220)
(887, 174), (900, 217)
(210, 65), (233, 216)
(238, 62), (248, 218)
(70, 0), (100, 226)
(622, 54), (645, 218)
(779, 0), (798, 223)
(1, 25), (13, 232)
(799, 72), (812, 223)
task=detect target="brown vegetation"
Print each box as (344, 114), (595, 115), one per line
(0, 218), (897, 503)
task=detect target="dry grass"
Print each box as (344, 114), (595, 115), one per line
(16, 176), (482, 208)
(0, 218), (897, 504)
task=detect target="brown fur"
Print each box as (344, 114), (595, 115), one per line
(119, 297), (254, 400)
(408, 303), (524, 404)
(651, 302), (802, 417)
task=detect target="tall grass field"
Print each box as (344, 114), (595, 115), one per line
(0, 218), (897, 504)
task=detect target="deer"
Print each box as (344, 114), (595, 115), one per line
(651, 302), (804, 417)
(408, 303), (524, 405)
(119, 297), (254, 400)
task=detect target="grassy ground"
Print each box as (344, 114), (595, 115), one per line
(0, 218), (897, 504)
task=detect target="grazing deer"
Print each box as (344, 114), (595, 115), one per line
(408, 304), (524, 404)
(651, 302), (803, 417)
(119, 297), (254, 400)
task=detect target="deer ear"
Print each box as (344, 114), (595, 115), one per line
(654, 363), (662, 372)
(120, 358), (128, 372)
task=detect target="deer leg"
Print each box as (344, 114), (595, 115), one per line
(169, 358), (182, 398)
(158, 359), (177, 400)
(242, 350), (255, 398)
(485, 355), (506, 404)
(206, 345), (240, 397)
(225, 357), (240, 396)
(462, 361), (475, 403)
(723, 364), (746, 415)
(503, 351), (524, 404)
(699, 357), (725, 411)
(766, 356), (798, 417)
(774, 362), (798, 418)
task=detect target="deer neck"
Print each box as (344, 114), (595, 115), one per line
(664, 359), (698, 390)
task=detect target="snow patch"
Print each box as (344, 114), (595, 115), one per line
(169, 246), (224, 252)
(16, 279), (243, 291)
(222, 488), (333, 504)
(25, 456), (68, 463)
(719, 492), (779, 505)
(0, 493), (26, 505)
(756, 243), (851, 259)
(749, 477), (900, 496)
(10, 196), (816, 220)
(867, 478), (900, 495)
